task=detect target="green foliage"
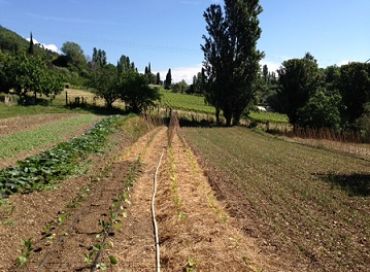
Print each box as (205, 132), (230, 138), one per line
(276, 53), (323, 125)
(144, 62), (156, 84)
(0, 26), (57, 59)
(0, 103), (84, 119)
(14, 55), (45, 100)
(41, 69), (64, 98)
(120, 72), (161, 113)
(0, 51), (14, 92)
(16, 239), (33, 267)
(297, 88), (342, 129)
(161, 89), (215, 114)
(188, 69), (205, 94)
(256, 66), (278, 106)
(202, 0), (264, 126)
(172, 80), (188, 93)
(28, 33), (34, 55)
(61, 41), (87, 69)
(156, 72), (161, 85)
(356, 103), (370, 140)
(0, 26), (27, 54)
(248, 111), (289, 124)
(0, 114), (97, 160)
(0, 53), (64, 102)
(92, 48), (107, 68)
(338, 63), (370, 124)
(164, 69), (172, 90)
(0, 117), (120, 197)
(90, 65), (120, 108)
(117, 55), (136, 74)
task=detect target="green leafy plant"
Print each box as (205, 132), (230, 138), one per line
(0, 116), (121, 197)
(16, 239), (33, 267)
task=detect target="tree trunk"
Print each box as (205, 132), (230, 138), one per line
(216, 107), (220, 125)
(224, 110), (232, 127)
(232, 115), (241, 126)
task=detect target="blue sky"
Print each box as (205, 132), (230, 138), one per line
(1, 0), (369, 82)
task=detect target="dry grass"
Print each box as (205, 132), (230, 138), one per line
(156, 134), (270, 272)
(285, 136), (370, 161)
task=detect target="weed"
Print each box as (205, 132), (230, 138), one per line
(16, 239), (33, 267)
(184, 257), (197, 272)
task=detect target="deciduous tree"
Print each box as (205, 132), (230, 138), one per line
(276, 53), (322, 125)
(202, 0), (264, 126)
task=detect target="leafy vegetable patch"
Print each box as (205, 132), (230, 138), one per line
(0, 116), (122, 197)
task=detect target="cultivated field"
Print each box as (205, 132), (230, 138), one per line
(0, 110), (369, 271)
(182, 126), (370, 271)
(0, 113), (101, 169)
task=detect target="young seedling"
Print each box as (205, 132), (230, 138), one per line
(16, 239), (33, 267)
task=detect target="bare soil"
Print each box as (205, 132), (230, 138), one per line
(156, 133), (274, 272)
(108, 127), (277, 271)
(0, 128), (132, 271)
(107, 127), (167, 271)
(13, 161), (132, 272)
(181, 127), (370, 272)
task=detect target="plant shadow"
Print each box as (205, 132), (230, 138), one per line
(315, 172), (370, 197)
(178, 117), (218, 128)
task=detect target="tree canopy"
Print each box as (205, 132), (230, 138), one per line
(202, 0), (264, 126)
(164, 69), (172, 90)
(61, 41), (87, 69)
(276, 53), (322, 125)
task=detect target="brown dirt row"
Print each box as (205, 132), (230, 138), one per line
(107, 128), (278, 271)
(180, 132), (298, 272)
(107, 127), (168, 271)
(14, 161), (132, 272)
(0, 127), (134, 272)
(155, 133), (273, 272)
(0, 113), (83, 136)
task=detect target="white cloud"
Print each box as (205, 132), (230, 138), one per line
(155, 64), (203, 84)
(260, 59), (281, 72)
(155, 60), (282, 84)
(336, 60), (351, 66)
(26, 37), (60, 53)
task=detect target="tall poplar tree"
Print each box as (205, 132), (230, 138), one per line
(202, 0), (264, 126)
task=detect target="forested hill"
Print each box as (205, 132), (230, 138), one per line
(0, 25), (58, 59)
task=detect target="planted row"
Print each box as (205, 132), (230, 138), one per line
(0, 116), (122, 197)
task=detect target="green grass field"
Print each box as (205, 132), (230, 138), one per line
(0, 114), (99, 164)
(182, 127), (370, 271)
(248, 111), (289, 123)
(160, 89), (288, 123)
(160, 90), (216, 114)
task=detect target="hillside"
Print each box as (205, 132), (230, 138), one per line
(0, 25), (58, 59)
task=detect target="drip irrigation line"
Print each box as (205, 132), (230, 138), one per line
(152, 149), (165, 272)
